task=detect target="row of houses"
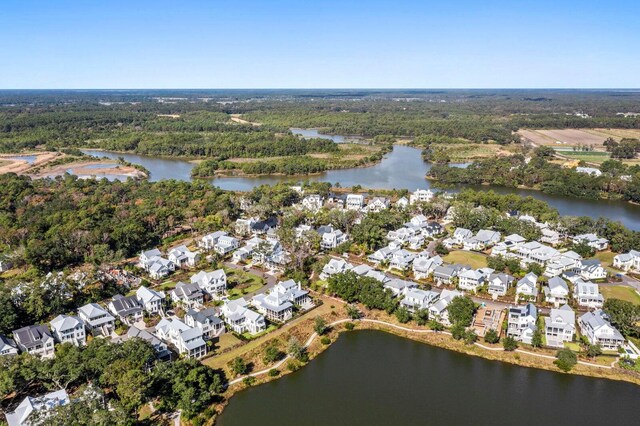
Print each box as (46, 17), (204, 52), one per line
(296, 188), (435, 214)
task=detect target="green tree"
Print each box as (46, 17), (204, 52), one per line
(503, 336), (518, 351)
(531, 330), (543, 348)
(287, 337), (307, 362)
(464, 330), (478, 345)
(554, 348), (577, 372)
(263, 345), (284, 364)
(451, 323), (466, 340)
(484, 329), (500, 344)
(229, 357), (248, 376)
(428, 319), (444, 332)
(446, 296), (476, 327)
(604, 298), (640, 337)
(395, 307), (411, 324)
(314, 316), (328, 336)
(414, 309), (429, 326)
(586, 344), (602, 358)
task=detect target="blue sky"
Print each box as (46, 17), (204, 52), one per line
(1, 0), (638, 89)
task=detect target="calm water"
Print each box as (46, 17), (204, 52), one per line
(218, 331), (639, 426)
(81, 147), (640, 229)
(7, 155), (37, 164)
(291, 128), (353, 143)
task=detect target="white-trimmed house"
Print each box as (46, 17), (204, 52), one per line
(573, 280), (604, 309)
(139, 248), (175, 279)
(5, 389), (69, 426)
(516, 272), (538, 300)
(78, 303), (115, 337)
(345, 194), (365, 210)
(409, 189), (434, 204)
(49, 315), (86, 347)
(395, 197), (409, 209)
(613, 250), (640, 272)
(412, 255), (443, 280)
(301, 194), (324, 212)
(320, 258), (353, 280)
(136, 286), (166, 314)
(13, 325), (55, 358)
(578, 310), (625, 351)
(320, 228), (348, 250)
(487, 273), (514, 297)
(573, 259), (607, 281)
(400, 287), (439, 312)
(544, 304), (575, 348)
(199, 231), (228, 250)
(274, 279), (313, 309)
(108, 294), (143, 326)
(154, 318), (207, 359)
(185, 308), (225, 340)
(215, 235), (240, 255)
(220, 299), (266, 335)
(506, 303), (537, 344)
(464, 230), (501, 251)
(168, 245), (200, 268)
(572, 233), (609, 251)
(0, 335), (18, 356)
(389, 249), (416, 271)
(458, 268), (487, 293)
(169, 282), (205, 308)
(251, 292), (294, 323)
(366, 197), (390, 213)
(191, 269), (227, 297)
(544, 276), (570, 307)
(429, 289), (463, 326)
(443, 228), (473, 248)
(383, 279), (417, 297)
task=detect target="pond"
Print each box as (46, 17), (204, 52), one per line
(217, 330), (640, 426)
(81, 146), (640, 230)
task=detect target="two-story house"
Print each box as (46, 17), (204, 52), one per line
(49, 315), (86, 347)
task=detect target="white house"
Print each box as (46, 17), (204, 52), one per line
(154, 318), (207, 359)
(215, 235), (240, 255)
(169, 282), (205, 308)
(573, 259), (607, 281)
(108, 294), (144, 325)
(458, 268), (487, 293)
(613, 250), (640, 272)
(320, 258), (353, 280)
(191, 269), (227, 297)
(13, 325), (55, 358)
(433, 264), (465, 286)
(389, 249), (416, 271)
(573, 280), (604, 309)
(540, 228), (562, 246)
(5, 389), (69, 426)
(49, 315), (86, 347)
(429, 289), (463, 326)
(544, 276), (570, 307)
(136, 286), (166, 314)
(516, 272), (538, 300)
(409, 188), (434, 204)
(199, 231), (228, 250)
(395, 197), (409, 209)
(320, 228), (348, 250)
(301, 194), (324, 212)
(139, 248), (175, 279)
(578, 310), (625, 351)
(168, 245), (200, 268)
(366, 197), (390, 213)
(345, 194), (365, 210)
(544, 304), (575, 347)
(273, 279), (313, 309)
(185, 308), (225, 340)
(251, 292), (294, 323)
(576, 166), (602, 177)
(412, 255), (443, 280)
(78, 303), (115, 337)
(487, 273), (514, 297)
(383, 279), (417, 297)
(506, 303), (537, 344)
(220, 299), (266, 335)
(400, 287), (439, 312)
(0, 335), (18, 356)
(572, 233), (609, 251)
(464, 230), (501, 251)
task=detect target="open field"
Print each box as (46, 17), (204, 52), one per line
(519, 128), (640, 149)
(600, 285), (640, 305)
(431, 143), (520, 160)
(443, 250), (488, 269)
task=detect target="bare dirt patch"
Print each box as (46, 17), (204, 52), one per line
(0, 152), (61, 175)
(518, 129), (608, 147)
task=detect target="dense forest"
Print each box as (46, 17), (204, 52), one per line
(428, 147), (640, 202)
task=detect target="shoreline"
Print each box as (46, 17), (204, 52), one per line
(208, 303), (640, 424)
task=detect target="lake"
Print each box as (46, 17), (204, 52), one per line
(81, 146), (640, 230)
(217, 330), (640, 426)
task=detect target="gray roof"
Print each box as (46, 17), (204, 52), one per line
(171, 282), (204, 300)
(186, 308), (222, 325)
(110, 294), (143, 317)
(13, 325), (52, 349)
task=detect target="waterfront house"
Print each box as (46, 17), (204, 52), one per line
(136, 286), (166, 314)
(190, 269), (227, 297)
(220, 299), (266, 335)
(185, 308), (225, 340)
(544, 276), (570, 307)
(540, 228), (562, 246)
(573, 280), (604, 309)
(0, 335), (18, 356)
(154, 318), (207, 359)
(506, 303), (537, 344)
(429, 289), (463, 326)
(108, 294), (143, 325)
(168, 245), (200, 268)
(395, 196), (409, 209)
(301, 194), (324, 212)
(169, 281), (205, 308)
(13, 325), (55, 358)
(413, 255), (443, 280)
(320, 258), (354, 280)
(409, 188), (434, 204)
(400, 287), (440, 312)
(5, 389), (69, 426)
(274, 279), (313, 308)
(49, 315), (86, 347)
(516, 272), (538, 299)
(199, 231), (228, 250)
(544, 304), (575, 348)
(215, 235), (240, 255)
(578, 310), (625, 351)
(613, 250), (640, 271)
(572, 233), (609, 251)
(573, 259), (607, 281)
(345, 194), (365, 210)
(487, 273), (514, 297)
(78, 303), (115, 337)
(366, 197), (390, 213)
(252, 291), (294, 322)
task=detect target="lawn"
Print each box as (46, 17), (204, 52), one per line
(600, 285), (640, 305)
(595, 251), (615, 267)
(443, 250), (488, 269)
(563, 341), (581, 352)
(225, 268), (265, 299)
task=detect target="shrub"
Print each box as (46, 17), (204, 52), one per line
(414, 309), (429, 326)
(243, 376), (256, 386)
(320, 337), (331, 345)
(503, 336), (518, 351)
(586, 344), (602, 359)
(429, 319), (444, 332)
(484, 329), (500, 344)
(287, 361), (300, 372)
(345, 322), (355, 331)
(555, 348), (577, 372)
(395, 307), (411, 324)
(230, 357), (248, 376)
(451, 323), (466, 340)
(464, 330), (478, 345)
(263, 345), (284, 364)
(268, 369), (280, 377)
(314, 316), (328, 335)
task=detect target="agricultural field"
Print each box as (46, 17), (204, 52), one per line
(518, 128), (640, 149)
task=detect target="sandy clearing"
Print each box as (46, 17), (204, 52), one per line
(0, 152), (61, 174)
(230, 114), (261, 126)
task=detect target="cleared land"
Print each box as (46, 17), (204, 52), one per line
(431, 143), (520, 160)
(600, 285), (640, 305)
(518, 128), (640, 148)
